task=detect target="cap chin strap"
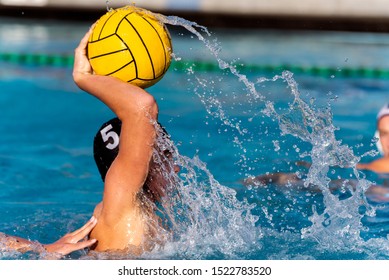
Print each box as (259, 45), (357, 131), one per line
(375, 130), (384, 156)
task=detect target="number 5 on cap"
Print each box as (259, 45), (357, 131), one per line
(100, 124), (119, 150)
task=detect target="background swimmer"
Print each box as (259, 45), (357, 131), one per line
(243, 104), (389, 198)
(357, 103), (389, 173)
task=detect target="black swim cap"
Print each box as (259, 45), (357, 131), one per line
(93, 117), (121, 182)
(93, 118), (169, 182)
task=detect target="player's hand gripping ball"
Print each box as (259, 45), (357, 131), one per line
(88, 6), (172, 88)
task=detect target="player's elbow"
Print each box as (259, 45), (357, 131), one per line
(130, 92), (158, 121)
(116, 90), (158, 121)
(138, 93), (158, 120)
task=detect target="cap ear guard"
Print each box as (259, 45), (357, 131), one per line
(93, 117), (122, 182)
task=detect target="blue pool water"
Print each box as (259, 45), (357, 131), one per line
(2, 16), (389, 259)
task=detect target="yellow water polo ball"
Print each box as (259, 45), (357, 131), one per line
(87, 6), (172, 88)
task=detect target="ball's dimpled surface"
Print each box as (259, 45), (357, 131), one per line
(88, 6), (172, 88)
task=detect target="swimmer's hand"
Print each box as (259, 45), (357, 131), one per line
(44, 216), (97, 256)
(73, 25), (95, 81)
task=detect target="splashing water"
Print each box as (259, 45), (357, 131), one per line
(142, 124), (261, 260)
(152, 12), (389, 259)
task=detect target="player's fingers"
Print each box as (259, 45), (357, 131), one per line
(69, 216), (97, 240)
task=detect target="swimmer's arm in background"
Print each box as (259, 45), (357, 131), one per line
(73, 28), (157, 221)
(357, 157), (389, 173)
(0, 216), (97, 256)
(0, 234), (36, 253)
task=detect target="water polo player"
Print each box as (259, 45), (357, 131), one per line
(73, 26), (177, 253)
(357, 103), (389, 173)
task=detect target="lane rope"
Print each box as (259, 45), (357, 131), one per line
(1, 52), (389, 79)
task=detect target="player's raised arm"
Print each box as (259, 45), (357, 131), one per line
(73, 27), (158, 223)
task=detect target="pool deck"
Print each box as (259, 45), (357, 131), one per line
(1, 0), (389, 32)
